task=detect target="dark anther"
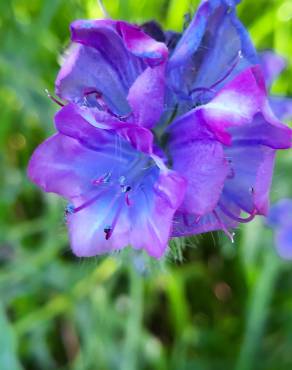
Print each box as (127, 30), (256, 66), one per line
(121, 184), (131, 193)
(65, 204), (75, 215)
(104, 226), (112, 240)
(64, 204), (75, 223)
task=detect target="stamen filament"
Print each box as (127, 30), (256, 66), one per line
(125, 193), (131, 206)
(45, 89), (65, 107)
(213, 210), (234, 242)
(104, 199), (124, 240)
(218, 202), (257, 223)
(189, 51), (242, 98)
(209, 53), (241, 90)
(84, 89), (131, 120)
(190, 86), (215, 95)
(92, 172), (112, 185)
(73, 189), (108, 214)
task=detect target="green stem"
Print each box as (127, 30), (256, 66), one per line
(97, 0), (109, 18)
(121, 266), (143, 370)
(235, 251), (280, 370)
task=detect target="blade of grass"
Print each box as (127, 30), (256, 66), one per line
(235, 250), (280, 370)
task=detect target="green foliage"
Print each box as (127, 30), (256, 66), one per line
(0, 1), (292, 369)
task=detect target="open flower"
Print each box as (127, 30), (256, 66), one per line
(55, 19), (168, 129)
(165, 0), (259, 115)
(29, 20), (186, 258)
(28, 0), (291, 258)
(28, 103), (186, 258)
(167, 66), (291, 237)
(142, 0), (292, 238)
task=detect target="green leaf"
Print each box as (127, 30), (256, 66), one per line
(0, 304), (23, 370)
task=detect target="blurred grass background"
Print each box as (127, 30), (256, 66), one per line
(1, 0), (292, 369)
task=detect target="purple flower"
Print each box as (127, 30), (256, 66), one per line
(260, 51), (292, 121)
(28, 20), (186, 258)
(267, 199), (292, 259)
(162, 0), (292, 237)
(56, 20), (168, 129)
(28, 0), (292, 258)
(167, 66), (291, 237)
(166, 0), (259, 114)
(28, 103), (186, 258)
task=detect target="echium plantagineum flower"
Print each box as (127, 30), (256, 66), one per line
(28, 0), (292, 258)
(29, 21), (186, 258)
(143, 0), (292, 238)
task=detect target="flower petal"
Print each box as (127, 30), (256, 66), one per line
(168, 0), (257, 101)
(172, 197), (240, 237)
(31, 102), (184, 258)
(167, 101), (228, 217)
(67, 191), (131, 257)
(116, 21), (168, 65)
(197, 66), (292, 148)
(275, 227), (292, 260)
(71, 19), (167, 65)
(67, 169), (186, 259)
(55, 43), (131, 116)
(130, 170), (186, 258)
(169, 139), (228, 216)
(267, 199), (292, 228)
(127, 64), (166, 128)
(198, 66), (265, 142)
(269, 96), (292, 121)
(56, 20), (168, 125)
(260, 51), (286, 88)
(55, 103), (154, 154)
(229, 109), (292, 150)
(54, 104), (113, 151)
(223, 144), (275, 215)
(27, 133), (122, 200)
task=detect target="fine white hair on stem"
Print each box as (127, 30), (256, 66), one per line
(97, 0), (110, 18)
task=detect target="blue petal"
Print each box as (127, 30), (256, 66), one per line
(260, 51), (286, 88)
(267, 199), (292, 228)
(67, 163), (186, 258)
(172, 194), (240, 238)
(56, 43), (132, 116)
(56, 19), (167, 116)
(269, 96), (292, 121)
(223, 144), (275, 215)
(27, 133), (122, 200)
(167, 0), (258, 109)
(275, 226), (292, 260)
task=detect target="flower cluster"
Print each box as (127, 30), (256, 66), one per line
(28, 0), (292, 258)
